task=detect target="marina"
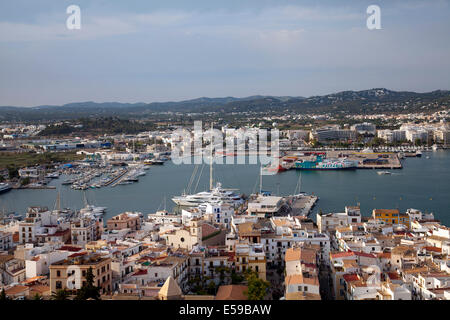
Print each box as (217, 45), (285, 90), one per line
(0, 150), (449, 225)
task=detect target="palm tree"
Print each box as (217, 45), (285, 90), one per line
(52, 289), (70, 300)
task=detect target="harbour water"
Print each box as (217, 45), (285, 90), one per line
(1, 150), (449, 224)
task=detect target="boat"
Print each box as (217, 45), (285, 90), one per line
(45, 172), (60, 179)
(80, 205), (107, 217)
(62, 178), (76, 185)
(416, 151), (422, 157)
(432, 144), (439, 151)
(0, 183), (12, 194)
(262, 163), (287, 173)
(172, 182), (244, 207)
(377, 171), (392, 175)
(294, 155), (357, 170)
(172, 122), (244, 208)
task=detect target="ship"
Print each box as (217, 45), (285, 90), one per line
(294, 155), (357, 170)
(262, 163), (287, 173)
(172, 182), (244, 207)
(0, 183), (12, 194)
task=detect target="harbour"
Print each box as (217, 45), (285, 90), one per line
(0, 150), (449, 225)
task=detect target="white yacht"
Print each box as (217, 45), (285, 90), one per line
(79, 204), (107, 217)
(172, 182), (244, 207)
(0, 183), (12, 194)
(172, 122), (244, 208)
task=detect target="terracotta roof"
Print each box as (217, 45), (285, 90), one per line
(285, 248), (301, 262)
(373, 209), (400, 214)
(330, 251), (355, 259)
(285, 292), (321, 300)
(377, 252), (391, 259)
(132, 269), (148, 276)
(5, 285), (29, 295)
(343, 274), (360, 282)
(58, 245), (83, 252)
(285, 274), (319, 286)
(202, 223), (219, 238)
(215, 285), (248, 300)
(353, 251), (377, 259)
(424, 246), (442, 253)
(29, 284), (51, 295)
(387, 272), (401, 280)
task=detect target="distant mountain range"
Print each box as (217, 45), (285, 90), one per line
(1, 88), (449, 122)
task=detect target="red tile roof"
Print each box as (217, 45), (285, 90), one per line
(132, 269), (148, 276)
(353, 251), (377, 259)
(330, 252), (355, 259)
(59, 245), (83, 252)
(343, 274), (360, 282)
(387, 272), (401, 280)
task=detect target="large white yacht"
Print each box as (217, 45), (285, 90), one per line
(172, 182), (244, 207)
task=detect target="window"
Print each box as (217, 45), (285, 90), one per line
(56, 281), (62, 289)
(82, 270), (86, 277)
(57, 270), (61, 277)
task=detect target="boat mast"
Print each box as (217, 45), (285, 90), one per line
(259, 165), (262, 194)
(209, 122), (213, 191)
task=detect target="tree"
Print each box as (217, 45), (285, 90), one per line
(52, 289), (70, 300)
(207, 281), (216, 295)
(75, 267), (101, 300)
(0, 288), (8, 301)
(33, 293), (42, 300)
(7, 166), (19, 179)
(21, 177), (31, 186)
(243, 270), (270, 300)
(231, 270), (244, 284)
(414, 138), (422, 146)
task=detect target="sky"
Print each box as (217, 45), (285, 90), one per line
(0, 0), (450, 106)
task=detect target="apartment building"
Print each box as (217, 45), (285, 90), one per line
(49, 253), (112, 294)
(107, 212), (141, 231)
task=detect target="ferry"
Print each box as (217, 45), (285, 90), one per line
(294, 156), (357, 170)
(377, 171), (392, 175)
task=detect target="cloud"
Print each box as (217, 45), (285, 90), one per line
(0, 4), (362, 42)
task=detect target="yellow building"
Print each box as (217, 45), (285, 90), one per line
(372, 209), (410, 227)
(49, 254), (112, 295)
(234, 243), (266, 280)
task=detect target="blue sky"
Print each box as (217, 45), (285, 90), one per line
(0, 0), (449, 106)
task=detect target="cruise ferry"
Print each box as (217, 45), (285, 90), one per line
(294, 156), (358, 170)
(172, 182), (244, 207)
(0, 183), (12, 194)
